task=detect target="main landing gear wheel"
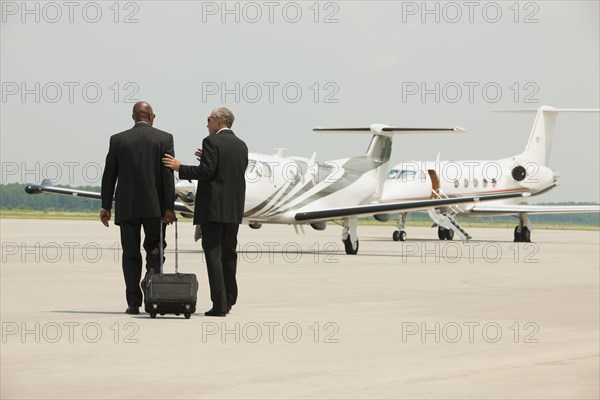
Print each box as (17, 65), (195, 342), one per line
(393, 230), (407, 242)
(343, 237), (359, 255)
(438, 227), (454, 240)
(150, 312), (156, 319)
(184, 313), (191, 319)
(514, 226), (531, 242)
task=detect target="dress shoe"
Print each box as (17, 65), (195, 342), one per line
(126, 306), (140, 315)
(204, 309), (226, 317)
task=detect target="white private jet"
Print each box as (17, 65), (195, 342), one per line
(25, 123), (532, 254)
(378, 106), (600, 243)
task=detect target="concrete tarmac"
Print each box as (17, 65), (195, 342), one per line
(1, 219), (598, 399)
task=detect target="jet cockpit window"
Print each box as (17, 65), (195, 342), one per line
(317, 163), (334, 183)
(387, 170), (419, 181)
(257, 161), (272, 178)
(386, 169), (400, 180)
(246, 160), (273, 178)
(398, 170), (417, 181)
(246, 160), (257, 174)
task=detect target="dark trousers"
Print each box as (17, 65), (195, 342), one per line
(201, 222), (239, 313)
(119, 217), (166, 307)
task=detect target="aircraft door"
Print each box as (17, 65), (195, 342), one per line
(428, 169), (440, 198)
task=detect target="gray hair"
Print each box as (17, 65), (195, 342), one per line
(211, 107), (235, 128)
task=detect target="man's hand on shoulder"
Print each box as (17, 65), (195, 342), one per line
(100, 209), (111, 227)
(162, 154), (181, 171)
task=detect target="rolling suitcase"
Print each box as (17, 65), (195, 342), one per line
(144, 219), (198, 319)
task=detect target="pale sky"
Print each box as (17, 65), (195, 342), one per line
(1, 1), (598, 202)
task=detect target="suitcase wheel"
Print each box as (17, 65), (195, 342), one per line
(184, 313), (191, 319)
(150, 313), (156, 319)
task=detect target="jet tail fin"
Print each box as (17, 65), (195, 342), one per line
(493, 106), (599, 166)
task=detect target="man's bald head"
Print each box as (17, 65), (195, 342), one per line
(132, 101), (155, 126)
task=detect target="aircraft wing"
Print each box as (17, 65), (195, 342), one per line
(24, 180), (192, 214)
(469, 204), (600, 215)
(294, 192), (529, 222)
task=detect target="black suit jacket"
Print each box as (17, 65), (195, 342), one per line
(178, 129), (248, 225)
(101, 122), (175, 225)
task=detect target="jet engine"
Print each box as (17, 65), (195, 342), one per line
(374, 214), (391, 222)
(310, 222), (327, 231)
(511, 165), (527, 182)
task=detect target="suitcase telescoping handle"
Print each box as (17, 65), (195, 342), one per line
(159, 218), (179, 274)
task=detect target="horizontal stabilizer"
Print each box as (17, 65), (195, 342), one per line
(493, 106), (600, 113)
(382, 127), (465, 133)
(314, 124), (465, 135)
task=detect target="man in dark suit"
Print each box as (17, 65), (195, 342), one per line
(162, 107), (248, 317)
(100, 101), (176, 315)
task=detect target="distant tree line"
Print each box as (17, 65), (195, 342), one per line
(1, 183), (598, 226)
(0, 183), (101, 211)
